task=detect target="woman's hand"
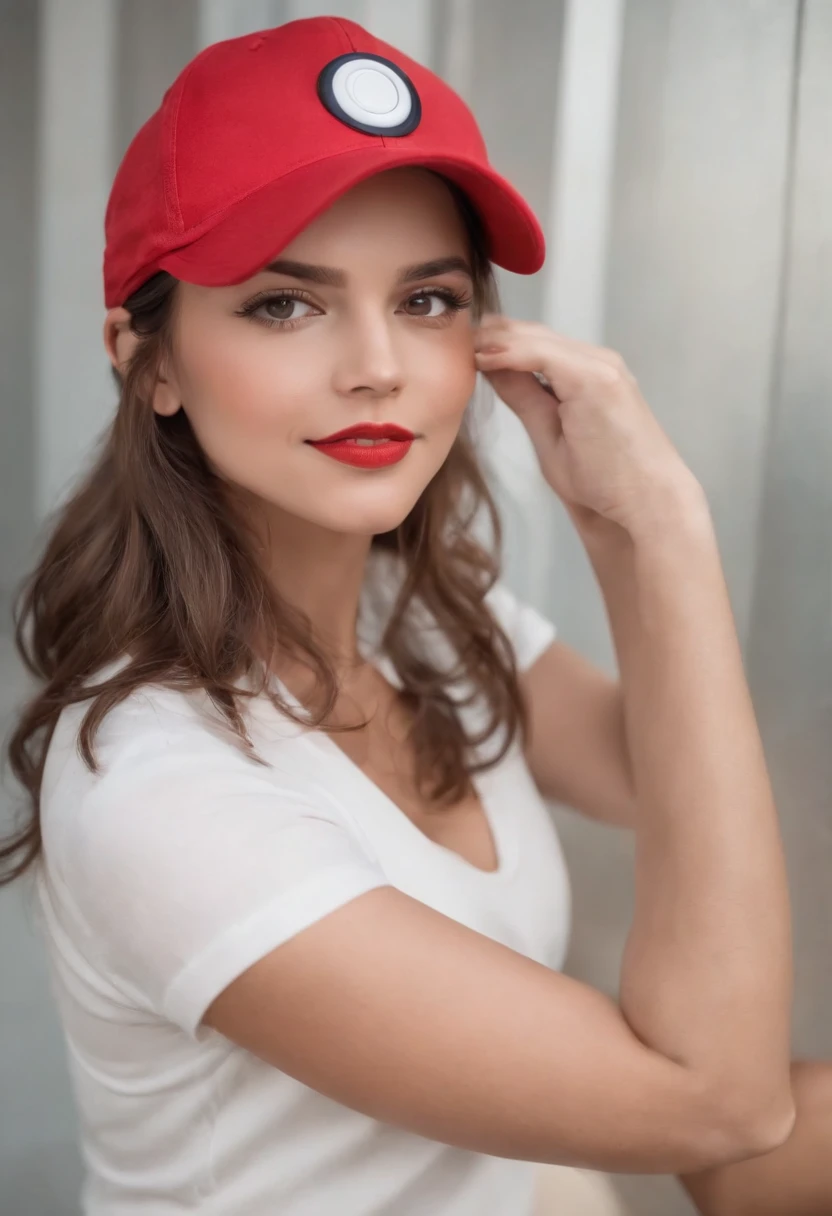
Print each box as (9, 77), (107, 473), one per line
(473, 315), (705, 539)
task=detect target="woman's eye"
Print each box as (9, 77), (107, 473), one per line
(257, 297), (316, 323)
(403, 292), (451, 318)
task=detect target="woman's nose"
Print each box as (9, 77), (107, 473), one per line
(331, 310), (404, 398)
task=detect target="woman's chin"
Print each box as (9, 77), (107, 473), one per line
(299, 485), (428, 536)
(322, 503), (418, 537)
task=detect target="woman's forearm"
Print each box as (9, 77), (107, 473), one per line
(581, 484), (794, 1135)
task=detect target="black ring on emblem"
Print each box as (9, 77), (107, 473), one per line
(317, 52), (422, 138)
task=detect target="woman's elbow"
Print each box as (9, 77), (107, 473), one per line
(709, 1091), (797, 1168)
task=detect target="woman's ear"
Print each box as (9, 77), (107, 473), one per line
(102, 307), (181, 416)
(103, 307), (135, 374)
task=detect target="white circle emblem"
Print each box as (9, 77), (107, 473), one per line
(329, 58), (413, 130)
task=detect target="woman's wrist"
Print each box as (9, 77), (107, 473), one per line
(584, 475), (732, 689)
(575, 471), (714, 562)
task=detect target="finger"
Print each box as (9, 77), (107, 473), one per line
(476, 317), (628, 373)
(475, 322), (621, 372)
(475, 338), (620, 402)
(484, 370), (564, 449)
(484, 368), (561, 419)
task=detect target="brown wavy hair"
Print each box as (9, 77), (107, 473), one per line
(1, 180), (528, 884)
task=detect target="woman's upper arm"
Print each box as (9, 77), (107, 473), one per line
(203, 883), (760, 1175)
(520, 639), (637, 827)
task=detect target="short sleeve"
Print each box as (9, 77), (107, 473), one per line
(46, 717), (390, 1036)
(485, 578), (557, 671)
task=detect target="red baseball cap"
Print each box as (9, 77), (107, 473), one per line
(103, 16), (545, 308)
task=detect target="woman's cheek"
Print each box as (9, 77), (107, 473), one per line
(173, 373), (292, 490)
(186, 346), (313, 442)
(427, 356), (477, 428)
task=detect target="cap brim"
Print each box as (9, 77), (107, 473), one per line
(158, 147), (545, 288)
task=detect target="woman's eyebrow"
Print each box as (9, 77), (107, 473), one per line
(262, 259), (345, 286)
(261, 255), (473, 287)
(397, 256), (473, 283)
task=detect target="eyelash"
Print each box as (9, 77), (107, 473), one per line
(234, 286), (473, 330)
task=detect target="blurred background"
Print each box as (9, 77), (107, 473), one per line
(1, 1), (831, 1213)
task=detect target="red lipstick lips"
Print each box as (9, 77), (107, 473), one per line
(310, 422), (415, 443)
(306, 422), (416, 469)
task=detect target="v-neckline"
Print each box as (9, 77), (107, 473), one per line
(258, 547), (518, 880)
(265, 663), (518, 882)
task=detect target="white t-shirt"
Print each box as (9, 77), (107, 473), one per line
(36, 552), (572, 1216)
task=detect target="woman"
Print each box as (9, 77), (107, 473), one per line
(1, 16), (797, 1216)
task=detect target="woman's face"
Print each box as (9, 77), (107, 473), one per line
(159, 168), (478, 538)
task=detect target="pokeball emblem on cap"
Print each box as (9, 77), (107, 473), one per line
(317, 52), (421, 138)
